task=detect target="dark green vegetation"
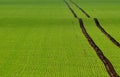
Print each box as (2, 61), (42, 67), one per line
(0, 0), (119, 77)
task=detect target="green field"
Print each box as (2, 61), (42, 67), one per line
(0, 0), (120, 77)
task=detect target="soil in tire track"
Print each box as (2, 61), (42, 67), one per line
(64, 1), (119, 76)
(64, 0), (78, 18)
(69, 0), (120, 48)
(79, 19), (119, 77)
(94, 18), (120, 48)
(69, 0), (90, 18)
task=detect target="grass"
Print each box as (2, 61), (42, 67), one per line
(0, 0), (119, 77)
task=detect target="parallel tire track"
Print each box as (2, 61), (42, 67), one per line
(94, 18), (120, 48)
(64, 0), (78, 18)
(79, 19), (119, 77)
(69, 0), (90, 18)
(64, 0), (119, 77)
(69, 0), (120, 48)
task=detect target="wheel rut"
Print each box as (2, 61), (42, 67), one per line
(64, 0), (119, 77)
(79, 19), (119, 77)
(69, 0), (90, 18)
(64, 0), (78, 18)
(94, 18), (120, 48)
(69, 0), (120, 48)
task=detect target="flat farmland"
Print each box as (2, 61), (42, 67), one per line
(0, 0), (119, 77)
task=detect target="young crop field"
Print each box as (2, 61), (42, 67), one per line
(0, 0), (120, 77)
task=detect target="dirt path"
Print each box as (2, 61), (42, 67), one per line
(94, 18), (120, 48)
(69, 0), (90, 18)
(64, 0), (119, 76)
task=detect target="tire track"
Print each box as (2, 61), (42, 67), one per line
(79, 19), (119, 77)
(64, 0), (78, 18)
(64, 0), (119, 77)
(69, 0), (90, 18)
(69, 0), (120, 48)
(94, 18), (120, 48)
